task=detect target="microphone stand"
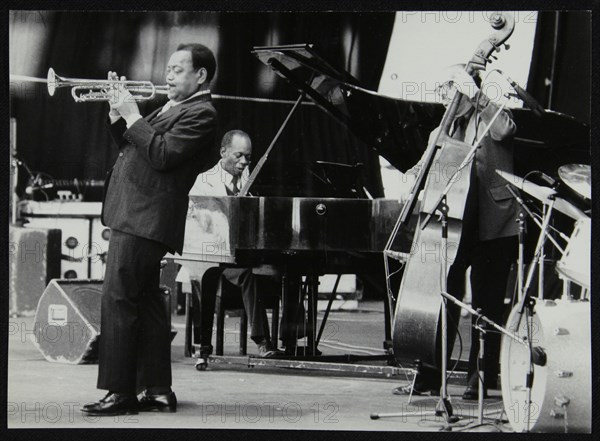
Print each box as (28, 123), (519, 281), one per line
(474, 318), (486, 425)
(11, 153), (39, 226)
(438, 292), (529, 429)
(11, 156), (19, 225)
(437, 196), (453, 421)
(417, 104), (507, 423)
(440, 291), (527, 346)
(372, 104), (508, 427)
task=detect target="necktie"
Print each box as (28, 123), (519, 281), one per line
(231, 176), (240, 195)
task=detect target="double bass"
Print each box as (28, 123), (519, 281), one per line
(391, 12), (515, 368)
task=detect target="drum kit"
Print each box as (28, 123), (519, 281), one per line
(496, 164), (591, 433)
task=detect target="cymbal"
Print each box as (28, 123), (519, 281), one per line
(496, 170), (587, 221)
(558, 164), (591, 199)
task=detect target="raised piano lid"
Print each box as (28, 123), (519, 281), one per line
(252, 44), (590, 176)
(253, 44), (442, 173)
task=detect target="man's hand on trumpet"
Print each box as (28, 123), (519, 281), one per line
(106, 71), (142, 127)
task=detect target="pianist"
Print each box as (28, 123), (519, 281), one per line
(189, 130), (282, 357)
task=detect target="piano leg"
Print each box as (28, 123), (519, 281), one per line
(307, 272), (318, 356)
(278, 268), (323, 357)
(184, 290), (193, 358)
(383, 288), (393, 353)
(280, 271), (310, 354)
(316, 274), (341, 347)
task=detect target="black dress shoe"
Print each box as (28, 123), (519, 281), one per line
(393, 384), (440, 396)
(138, 390), (177, 413)
(82, 392), (110, 412)
(81, 392), (139, 416)
(256, 339), (284, 358)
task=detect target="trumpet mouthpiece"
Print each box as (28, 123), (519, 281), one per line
(47, 68), (57, 96)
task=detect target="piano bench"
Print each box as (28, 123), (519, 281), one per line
(215, 273), (281, 356)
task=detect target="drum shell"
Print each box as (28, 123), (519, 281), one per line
(556, 217), (590, 290)
(501, 299), (591, 433)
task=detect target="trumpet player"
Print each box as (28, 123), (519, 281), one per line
(81, 43), (218, 416)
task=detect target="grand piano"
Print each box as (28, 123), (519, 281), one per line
(174, 44), (590, 372)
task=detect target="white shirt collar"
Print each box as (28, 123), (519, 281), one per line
(162, 89), (211, 112)
(219, 161), (237, 187)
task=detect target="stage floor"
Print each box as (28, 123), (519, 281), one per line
(7, 301), (508, 431)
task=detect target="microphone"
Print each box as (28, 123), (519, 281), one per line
(535, 171), (557, 188)
(25, 183), (54, 194)
(503, 75), (546, 117)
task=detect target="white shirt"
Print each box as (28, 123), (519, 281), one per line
(189, 161), (249, 197)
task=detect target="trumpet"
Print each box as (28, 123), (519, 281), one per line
(47, 68), (169, 102)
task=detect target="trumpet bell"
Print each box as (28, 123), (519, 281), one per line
(46, 67), (168, 102)
(47, 67), (58, 96)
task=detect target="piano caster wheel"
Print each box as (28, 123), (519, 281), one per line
(195, 358), (208, 371)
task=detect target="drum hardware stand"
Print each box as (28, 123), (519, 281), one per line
(516, 211), (525, 303)
(515, 197), (555, 324)
(438, 292), (530, 430)
(511, 194), (556, 432)
(512, 203), (535, 431)
(513, 204), (536, 429)
(509, 192), (569, 432)
(523, 296), (537, 433)
(506, 186), (565, 256)
(538, 205), (548, 299)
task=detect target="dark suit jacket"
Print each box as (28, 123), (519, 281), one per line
(419, 93), (519, 242)
(457, 92), (519, 241)
(101, 94), (218, 253)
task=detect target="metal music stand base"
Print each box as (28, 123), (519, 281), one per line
(369, 362), (481, 429)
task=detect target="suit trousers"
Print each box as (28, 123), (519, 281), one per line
(97, 230), (171, 394)
(193, 268), (307, 349)
(463, 236), (516, 386)
(412, 171), (517, 390)
(221, 268), (270, 343)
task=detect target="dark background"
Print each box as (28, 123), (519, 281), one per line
(9, 11), (396, 197)
(9, 10), (591, 198)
